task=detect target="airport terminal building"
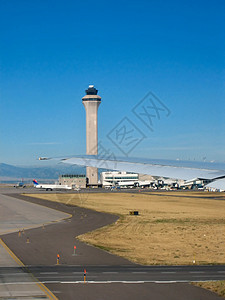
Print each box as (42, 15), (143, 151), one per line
(100, 171), (139, 187)
(59, 174), (86, 188)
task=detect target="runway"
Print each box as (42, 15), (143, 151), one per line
(1, 265), (225, 283)
(0, 267), (223, 300)
(0, 188), (224, 299)
(0, 266), (224, 300)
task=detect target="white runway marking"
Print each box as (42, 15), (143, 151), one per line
(189, 271), (205, 274)
(155, 281), (177, 284)
(192, 275), (224, 278)
(0, 282), (41, 286)
(6, 279), (220, 286)
(40, 272), (59, 274)
(2, 273), (24, 276)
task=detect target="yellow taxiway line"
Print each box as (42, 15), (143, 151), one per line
(0, 238), (58, 300)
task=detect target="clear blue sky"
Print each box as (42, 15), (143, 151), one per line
(0, 0), (224, 166)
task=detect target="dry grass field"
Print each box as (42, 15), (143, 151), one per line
(193, 281), (225, 298)
(26, 191), (225, 265)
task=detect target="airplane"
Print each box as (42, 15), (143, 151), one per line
(14, 180), (26, 188)
(117, 180), (153, 188)
(33, 179), (72, 191)
(73, 186), (81, 192)
(117, 181), (137, 188)
(39, 156), (225, 192)
(134, 180), (154, 188)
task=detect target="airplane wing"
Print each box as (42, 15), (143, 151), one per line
(40, 156), (225, 184)
(205, 179), (225, 191)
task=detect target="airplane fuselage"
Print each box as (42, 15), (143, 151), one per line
(35, 184), (72, 191)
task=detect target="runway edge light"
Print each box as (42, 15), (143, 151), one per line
(73, 245), (76, 256)
(57, 254), (60, 265)
(84, 268), (87, 283)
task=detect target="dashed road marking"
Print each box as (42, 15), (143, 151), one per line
(189, 271), (205, 274)
(40, 272), (59, 275)
(2, 273), (24, 276)
(155, 281), (177, 284)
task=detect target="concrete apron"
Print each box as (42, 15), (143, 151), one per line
(0, 193), (64, 299)
(0, 239), (57, 299)
(0, 193), (71, 236)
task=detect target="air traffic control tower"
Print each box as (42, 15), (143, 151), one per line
(82, 85), (101, 185)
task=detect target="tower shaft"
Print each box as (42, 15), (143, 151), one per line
(82, 85), (101, 185)
(83, 101), (100, 155)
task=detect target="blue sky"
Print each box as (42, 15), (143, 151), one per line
(0, 0), (224, 166)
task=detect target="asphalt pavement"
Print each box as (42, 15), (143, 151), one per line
(45, 282), (223, 300)
(0, 188), (224, 300)
(1, 265), (224, 283)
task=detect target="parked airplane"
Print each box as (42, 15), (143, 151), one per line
(33, 179), (72, 191)
(74, 186), (81, 191)
(14, 180), (26, 188)
(39, 156), (225, 191)
(135, 181), (152, 188)
(115, 180), (153, 188)
(117, 181), (137, 187)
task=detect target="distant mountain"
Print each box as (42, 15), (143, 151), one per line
(0, 163), (85, 182)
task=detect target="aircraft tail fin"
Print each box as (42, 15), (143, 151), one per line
(33, 179), (39, 186)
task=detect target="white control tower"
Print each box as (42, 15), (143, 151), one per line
(82, 85), (101, 185)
